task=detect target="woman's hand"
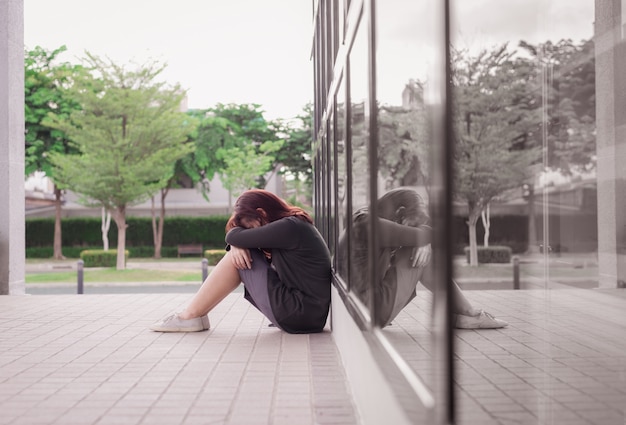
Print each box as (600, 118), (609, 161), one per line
(230, 246), (252, 269)
(411, 243), (432, 268)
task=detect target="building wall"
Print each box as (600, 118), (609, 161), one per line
(595, 0), (626, 287)
(0, 0), (25, 295)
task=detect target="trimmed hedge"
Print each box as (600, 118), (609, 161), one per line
(26, 246), (99, 259)
(26, 216), (230, 248)
(127, 246), (179, 258)
(204, 249), (226, 265)
(464, 246), (512, 264)
(80, 249), (129, 267)
(27, 246), (180, 259)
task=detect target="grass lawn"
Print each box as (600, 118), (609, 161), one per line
(26, 269), (202, 284)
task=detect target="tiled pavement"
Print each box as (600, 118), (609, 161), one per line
(0, 293), (358, 425)
(2, 285), (626, 425)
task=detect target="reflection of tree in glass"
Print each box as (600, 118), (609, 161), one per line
(518, 39), (596, 252)
(350, 101), (369, 208)
(520, 39), (596, 174)
(452, 45), (542, 265)
(335, 101), (348, 231)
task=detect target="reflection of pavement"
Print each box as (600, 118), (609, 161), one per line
(388, 288), (626, 425)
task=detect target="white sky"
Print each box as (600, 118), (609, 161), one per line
(24, 0), (594, 120)
(24, 0), (314, 120)
(374, 0), (594, 106)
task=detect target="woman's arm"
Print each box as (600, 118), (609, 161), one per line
(229, 246), (253, 269)
(225, 217), (299, 249)
(377, 217), (432, 248)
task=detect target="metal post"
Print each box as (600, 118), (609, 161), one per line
(513, 256), (520, 290)
(202, 258), (208, 283)
(77, 259), (84, 294)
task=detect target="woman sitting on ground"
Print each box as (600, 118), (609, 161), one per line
(150, 189), (332, 334)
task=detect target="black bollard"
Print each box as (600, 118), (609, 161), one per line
(202, 258), (208, 283)
(513, 256), (520, 290)
(77, 259), (84, 294)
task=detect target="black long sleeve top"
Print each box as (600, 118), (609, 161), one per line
(225, 216), (332, 333)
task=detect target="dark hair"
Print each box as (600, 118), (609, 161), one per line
(226, 189), (313, 231)
(376, 188), (430, 226)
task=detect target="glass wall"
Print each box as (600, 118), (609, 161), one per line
(313, 0), (626, 424)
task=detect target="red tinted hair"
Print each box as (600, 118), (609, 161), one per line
(226, 189), (313, 231)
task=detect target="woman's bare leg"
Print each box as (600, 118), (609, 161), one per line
(418, 265), (480, 316)
(393, 251), (506, 328)
(178, 251), (241, 319)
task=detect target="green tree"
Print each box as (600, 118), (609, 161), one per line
(274, 104), (315, 203)
(48, 54), (193, 269)
(180, 103), (284, 208)
(24, 45), (82, 259)
(149, 114), (199, 259)
(178, 110), (240, 200)
(452, 45), (541, 265)
(216, 139), (284, 198)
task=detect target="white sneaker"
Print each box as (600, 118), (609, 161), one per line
(150, 314), (210, 332)
(455, 310), (508, 329)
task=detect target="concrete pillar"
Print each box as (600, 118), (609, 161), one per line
(595, 0), (626, 288)
(0, 0), (25, 295)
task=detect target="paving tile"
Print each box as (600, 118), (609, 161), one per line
(0, 294), (357, 425)
(3, 288), (625, 424)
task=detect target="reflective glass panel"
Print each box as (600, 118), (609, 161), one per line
(372, 0), (440, 390)
(345, 15), (372, 310)
(335, 78), (349, 282)
(450, 2), (626, 424)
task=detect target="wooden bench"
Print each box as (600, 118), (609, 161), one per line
(177, 244), (203, 257)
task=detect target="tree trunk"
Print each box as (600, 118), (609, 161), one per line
(112, 206), (127, 270)
(101, 207), (111, 251)
(481, 203), (491, 247)
(526, 184), (539, 253)
(155, 188), (169, 259)
(53, 185), (65, 259)
(151, 196), (159, 259)
(467, 209), (480, 266)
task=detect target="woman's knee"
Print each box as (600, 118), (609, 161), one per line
(238, 249), (270, 282)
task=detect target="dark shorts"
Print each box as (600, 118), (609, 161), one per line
(238, 249), (278, 326)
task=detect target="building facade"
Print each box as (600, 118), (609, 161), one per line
(311, 0), (626, 423)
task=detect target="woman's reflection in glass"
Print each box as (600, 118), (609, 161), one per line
(338, 187), (508, 329)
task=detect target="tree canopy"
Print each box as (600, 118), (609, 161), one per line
(24, 45), (83, 259)
(182, 103), (313, 203)
(25, 45), (81, 176)
(48, 53), (193, 269)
